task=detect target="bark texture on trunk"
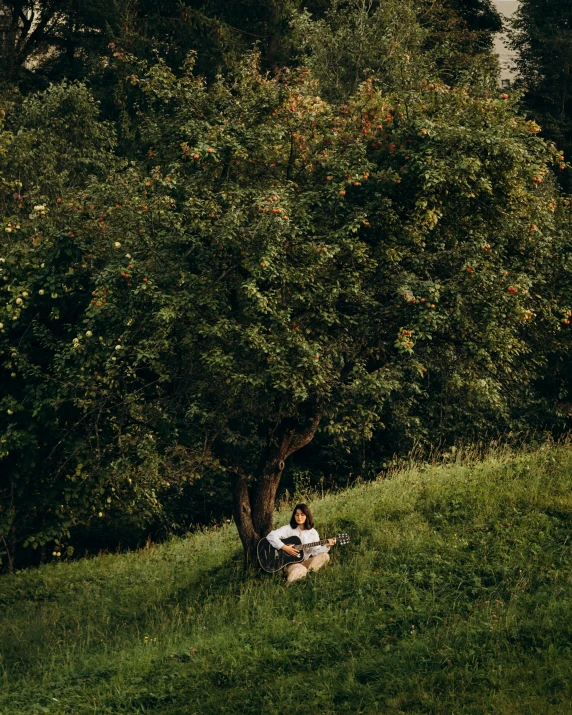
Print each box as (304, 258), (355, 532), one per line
(232, 471), (258, 568)
(232, 413), (321, 568)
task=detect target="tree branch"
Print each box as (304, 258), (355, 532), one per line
(285, 412), (322, 458)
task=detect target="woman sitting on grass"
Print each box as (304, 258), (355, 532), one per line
(266, 503), (335, 584)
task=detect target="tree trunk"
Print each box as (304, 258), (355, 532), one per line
(232, 413), (321, 569)
(262, 0), (285, 71)
(1, 525), (16, 573)
(4, 2), (22, 84)
(232, 471), (258, 568)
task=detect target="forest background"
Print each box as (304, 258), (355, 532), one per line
(0, 0), (571, 570)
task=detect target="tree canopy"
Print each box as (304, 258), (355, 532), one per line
(2, 41), (571, 566)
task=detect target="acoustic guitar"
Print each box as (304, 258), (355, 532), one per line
(257, 533), (350, 573)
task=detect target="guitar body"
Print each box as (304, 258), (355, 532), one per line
(257, 535), (306, 573)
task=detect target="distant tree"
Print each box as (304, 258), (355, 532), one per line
(510, 0), (572, 187)
(292, 0), (501, 102)
(0, 0), (502, 94)
(0, 0), (127, 85)
(0, 0), (322, 90)
(447, 0), (501, 38)
(421, 0), (501, 83)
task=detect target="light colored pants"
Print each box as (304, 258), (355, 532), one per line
(285, 552), (330, 583)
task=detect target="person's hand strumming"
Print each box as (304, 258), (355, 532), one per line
(282, 545), (300, 557)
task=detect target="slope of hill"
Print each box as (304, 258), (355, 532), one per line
(1, 445), (572, 714)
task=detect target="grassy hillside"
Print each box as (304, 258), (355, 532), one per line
(2, 446), (572, 714)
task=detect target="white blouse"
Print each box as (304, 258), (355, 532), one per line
(265, 524), (329, 560)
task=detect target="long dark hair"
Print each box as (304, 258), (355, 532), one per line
(290, 503), (314, 530)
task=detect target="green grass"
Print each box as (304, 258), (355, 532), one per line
(2, 445), (572, 714)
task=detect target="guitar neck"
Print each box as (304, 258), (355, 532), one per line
(300, 539), (330, 549)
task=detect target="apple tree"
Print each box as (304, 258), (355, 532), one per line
(1, 49), (569, 568)
(60, 55), (567, 565)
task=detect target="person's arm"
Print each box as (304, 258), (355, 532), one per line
(265, 524), (293, 551)
(267, 524), (300, 558)
(306, 529), (334, 556)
